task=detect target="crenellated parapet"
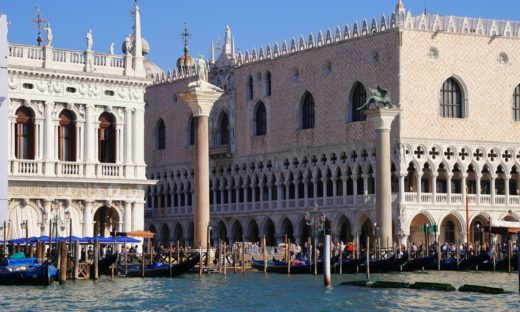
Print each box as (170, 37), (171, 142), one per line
(234, 9), (520, 68)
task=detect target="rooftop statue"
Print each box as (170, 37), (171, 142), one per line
(357, 86), (393, 110)
(124, 34), (132, 55)
(86, 29), (93, 51)
(195, 56), (208, 83)
(44, 23), (52, 47)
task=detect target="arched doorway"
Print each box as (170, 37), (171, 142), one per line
(280, 218), (295, 243)
(160, 224), (170, 245)
(93, 206), (119, 237)
(359, 217), (373, 248)
(470, 215), (489, 245)
(246, 220), (260, 243)
(440, 214), (463, 244)
(300, 218), (311, 244)
(174, 223), (183, 246)
(217, 221), (228, 244)
(232, 221), (243, 242)
(338, 216), (353, 244)
(408, 213), (434, 246)
(263, 219), (276, 246)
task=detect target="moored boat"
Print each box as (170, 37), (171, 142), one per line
(0, 257), (58, 286)
(251, 258), (314, 274)
(119, 253), (199, 277)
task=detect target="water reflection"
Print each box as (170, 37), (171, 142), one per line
(0, 271), (518, 311)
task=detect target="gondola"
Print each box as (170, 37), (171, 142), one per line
(120, 253), (199, 277)
(0, 257), (58, 286)
(479, 254), (518, 271)
(251, 258), (315, 274)
(401, 254), (436, 272)
(425, 252), (490, 271)
(358, 254), (409, 273)
(333, 258), (361, 274)
(92, 253), (119, 276)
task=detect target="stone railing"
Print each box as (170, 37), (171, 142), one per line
(402, 191), (519, 206)
(8, 44), (130, 76)
(9, 159), (132, 179)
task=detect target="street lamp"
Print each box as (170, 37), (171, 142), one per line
(305, 204), (326, 276)
(20, 220), (28, 255)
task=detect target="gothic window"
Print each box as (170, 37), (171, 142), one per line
(513, 84), (520, 121)
(440, 78), (464, 118)
(156, 119), (166, 150)
(218, 112), (230, 145)
(98, 112), (116, 163)
(351, 82), (367, 122)
(265, 72), (272, 96)
(187, 114), (195, 146)
(301, 91), (315, 129)
(15, 107), (36, 160)
(58, 110), (77, 161)
(246, 75), (254, 100)
(444, 220), (455, 243)
(254, 101), (267, 136)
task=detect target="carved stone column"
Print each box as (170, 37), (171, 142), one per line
(43, 101), (55, 176)
(364, 107), (399, 248)
(178, 80), (222, 249)
(124, 201), (132, 232)
(82, 201), (93, 237)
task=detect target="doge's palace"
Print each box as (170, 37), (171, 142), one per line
(5, 3), (156, 240)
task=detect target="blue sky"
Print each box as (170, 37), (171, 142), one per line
(2, 1), (519, 70)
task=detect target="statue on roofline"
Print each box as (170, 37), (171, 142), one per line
(195, 56), (208, 82)
(86, 29), (93, 51)
(357, 86), (393, 111)
(44, 23), (53, 47)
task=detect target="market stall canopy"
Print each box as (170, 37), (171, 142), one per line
(123, 230), (155, 239)
(489, 220), (520, 235)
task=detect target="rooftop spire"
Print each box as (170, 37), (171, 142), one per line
(131, 0), (145, 77)
(180, 22), (192, 61)
(32, 5), (47, 46)
(396, 0), (405, 14)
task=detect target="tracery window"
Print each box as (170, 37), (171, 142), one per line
(301, 91), (315, 129)
(156, 119), (166, 150)
(58, 110), (76, 161)
(254, 101), (267, 136)
(98, 112), (116, 163)
(513, 84), (520, 121)
(246, 75), (254, 100)
(265, 72), (272, 96)
(219, 112), (230, 145)
(351, 82), (366, 122)
(15, 107), (36, 160)
(440, 78), (464, 118)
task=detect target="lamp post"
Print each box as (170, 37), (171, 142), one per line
(305, 204), (326, 276)
(20, 220), (28, 255)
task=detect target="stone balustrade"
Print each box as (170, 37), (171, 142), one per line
(8, 44), (129, 76)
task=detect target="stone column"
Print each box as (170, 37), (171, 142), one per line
(476, 175), (481, 204)
(43, 101), (55, 176)
(124, 201), (132, 232)
(447, 172), (453, 204)
(82, 201), (93, 237)
(490, 174), (496, 205)
(432, 173), (438, 204)
(363, 107), (399, 248)
(133, 108), (146, 178)
(505, 174), (511, 205)
(398, 172), (406, 203)
(43, 200), (52, 235)
(84, 104), (96, 178)
(132, 200), (145, 232)
(124, 108), (134, 178)
(178, 81), (222, 249)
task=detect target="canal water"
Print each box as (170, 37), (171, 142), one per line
(1, 271), (519, 311)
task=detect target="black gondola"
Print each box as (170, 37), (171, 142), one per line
(120, 253), (199, 277)
(357, 254), (408, 273)
(401, 254), (436, 271)
(91, 253), (119, 276)
(251, 258), (313, 274)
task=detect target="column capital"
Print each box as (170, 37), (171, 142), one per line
(178, 82), (223, 117)
(363, 107), (400, 130)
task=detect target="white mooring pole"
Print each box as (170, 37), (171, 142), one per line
(324, 235), (331, 287)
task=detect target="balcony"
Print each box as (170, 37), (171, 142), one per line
(9, 159), (133, 180)
(209, 145), (232, 159)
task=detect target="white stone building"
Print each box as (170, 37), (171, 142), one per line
(5, 4), (156, 240)
(144, 1), (520, 248)
(0, 14), (8, 232)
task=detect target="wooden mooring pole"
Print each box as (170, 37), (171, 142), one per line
(366, 238), (370, 281)
(59, 241), (68, 285)
(508, 240), (512, 273)
(94, 240), (99, 280)
(263, 236), (267, 275)
(437, 242), (441, 271)
(74, 240), (80, 279)
(241, 242), (245, 275)
(223, 242), (227, 275)
(169, 242), (173, 277)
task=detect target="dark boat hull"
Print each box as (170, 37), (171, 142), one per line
(358, 255), (408, 273)
(401, 255), (436, 272)
(91, 253), (119, 277)
(121, 254), (199, 277)
(0, 264), (57, 286)
(251, 259), (313, 274)
(333, 259), (361, 274)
